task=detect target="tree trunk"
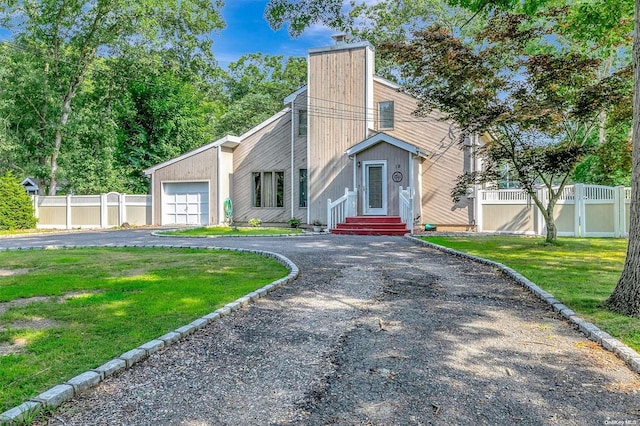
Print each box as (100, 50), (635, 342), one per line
(605, 0), (640, 318)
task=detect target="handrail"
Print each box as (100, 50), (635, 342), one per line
(327, 188), (356, 230)
(399, 186), (414, 234)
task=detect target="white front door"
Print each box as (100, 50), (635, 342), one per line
(162, 182), (209, 226)
(363, 161), (387, 215)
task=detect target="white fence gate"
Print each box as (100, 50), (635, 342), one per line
(475, 184), (631, 238)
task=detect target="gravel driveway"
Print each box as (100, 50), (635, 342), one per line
(2, 230), (638, 425)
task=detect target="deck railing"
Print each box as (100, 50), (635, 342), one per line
(327, 188), (356, 230)
(399, 186), (414, 234)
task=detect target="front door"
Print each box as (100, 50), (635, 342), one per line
(363, 161), (387, 215)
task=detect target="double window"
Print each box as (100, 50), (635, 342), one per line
(252, 171), (284, 208)
(378, 101), (394, 130)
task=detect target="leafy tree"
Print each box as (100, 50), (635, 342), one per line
(0, 171), (36, 230)
(382, 11), (630, 243)
(0, 0), (224, 195)
(212, 54), (306, 138)
(110, 58), (216, 193)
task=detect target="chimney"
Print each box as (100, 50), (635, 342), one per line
(331, 33), (348, 45)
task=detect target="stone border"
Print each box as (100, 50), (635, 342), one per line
(405, 235), (640, 376)
(0, 244), (299, 425)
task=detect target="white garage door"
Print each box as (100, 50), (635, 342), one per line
(162, 182), (209, 226)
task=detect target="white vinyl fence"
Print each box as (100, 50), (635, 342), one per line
(32, 193), (152, 229)
(475, 184), (631, 238)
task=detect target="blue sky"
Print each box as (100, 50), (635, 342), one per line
(215, 0), (336, 67)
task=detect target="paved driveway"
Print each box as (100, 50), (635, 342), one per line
(1, 230), (638, 425)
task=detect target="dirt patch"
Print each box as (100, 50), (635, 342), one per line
(0, 268), (29, 277)
(0, 296), (51, 316)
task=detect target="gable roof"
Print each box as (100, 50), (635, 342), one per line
(144, 108), (291, 175)
(346, 132), (429, 158)
(283, 86), (307, 104)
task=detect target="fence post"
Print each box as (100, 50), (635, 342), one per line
(66, 194), (72, 229)
(573, 184), (582, 237)
(536, 187), (545, 236)
(32, 195), (39, 222)
(100, 194), (108, 228)
(120, 193), (127, 225)
(475, 189), (483, 232)
(617, 186), (626, 238)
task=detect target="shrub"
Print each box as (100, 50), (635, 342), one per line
(288, 217), (301, 228)
(0, 172), (37, 230)
(248, 218), (262, 227)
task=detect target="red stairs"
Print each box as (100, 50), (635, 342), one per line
(330, 216), (408, 236)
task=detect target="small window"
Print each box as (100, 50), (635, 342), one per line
(299, 169), (308, 208)
(252, 171), (285, 208)
(298, 110), (307, 136)
(378, 101), (394, 129)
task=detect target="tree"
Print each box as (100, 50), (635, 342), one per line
(383, 11), (630, 243)
(0, 171), (36, 230)
(606, 0), (640, 317)
(212, 54), (306, 138)
(0, 0), (224, 195)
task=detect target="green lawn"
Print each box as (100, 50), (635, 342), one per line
(161, 226), (304, 237)
(0, 247), (288, 412)
(420, 236), (639, 353)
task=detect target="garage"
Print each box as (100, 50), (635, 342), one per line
(162, 182), (209, 226)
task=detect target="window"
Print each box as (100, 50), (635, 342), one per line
(378, 101), (394, 129)
(252, 171), (285, 208)
(299, 169), (308, 207)
(298, 110), (307, 136)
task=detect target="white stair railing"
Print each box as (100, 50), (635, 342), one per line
(327, 188), (357, 230)
(399, 186), (414, 234)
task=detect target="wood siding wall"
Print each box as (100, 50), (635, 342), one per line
(373, 81), (471, 225)
(151, 148), (217, 225)
(292, 91), (308, 221)
(232, 113), (293, 223)
(356, 143), (410, 216)
(308, 46), (371, 222)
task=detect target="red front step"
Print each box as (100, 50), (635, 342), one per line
(331, 216), (408, 236)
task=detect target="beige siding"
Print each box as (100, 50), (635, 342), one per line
(292, 90), (309, 221)
(356, 143), (410, 216)
(373, 81), (470, 226)
(218, 146), (234, 223)
(151, 148), (217, 225)
(308, 46), (370, 222)
(232, 114), (292, 223)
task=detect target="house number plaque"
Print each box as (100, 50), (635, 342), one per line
(392, 171), (403, 182)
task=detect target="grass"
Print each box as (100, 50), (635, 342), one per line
(162, 226), (304, 236)
(420, 236), (640, 353)
(0, 247), (288, 412)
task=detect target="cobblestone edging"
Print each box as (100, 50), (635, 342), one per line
(406, 235), (640, 376)
(0, 244), (299, 425)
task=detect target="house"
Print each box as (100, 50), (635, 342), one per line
(144, 37), (481, 232)
(21, 177), (41, 196)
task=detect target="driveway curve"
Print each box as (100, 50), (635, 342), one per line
(1, 230), (638, 425)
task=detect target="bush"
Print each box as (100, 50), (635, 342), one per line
(0, 172), (37, 230)
(248, 218), (262, 227)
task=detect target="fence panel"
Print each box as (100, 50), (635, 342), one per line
(33, 194), (151, 229)
(477, 184), (630, 238)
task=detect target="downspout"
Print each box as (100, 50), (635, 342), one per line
(217, 146), (222, 225)
(290, 102), (295, 219)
